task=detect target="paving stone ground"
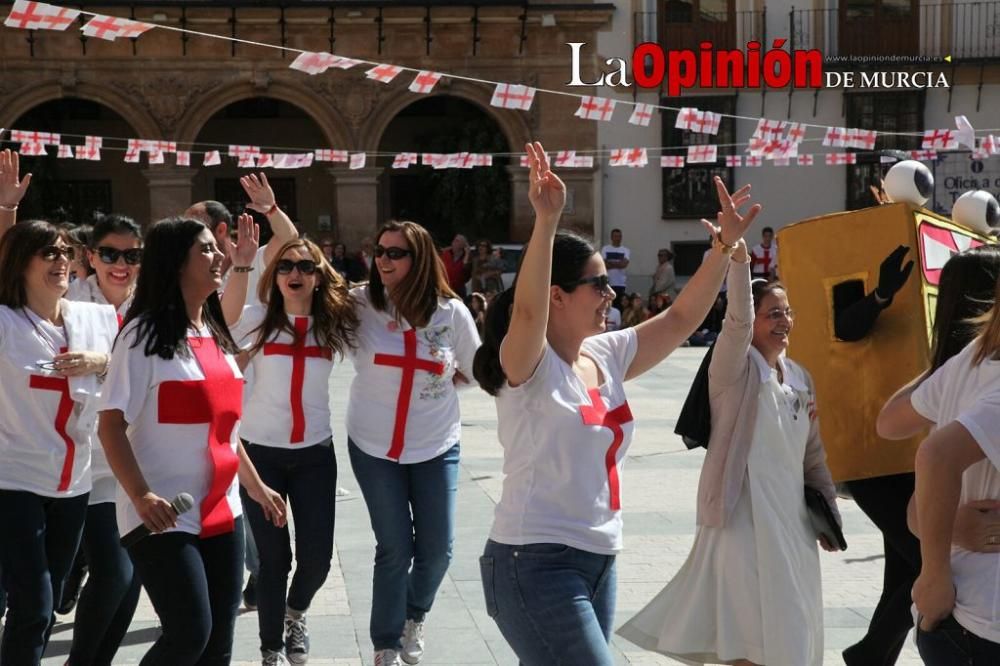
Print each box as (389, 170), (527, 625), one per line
(42, 348), (921, 665)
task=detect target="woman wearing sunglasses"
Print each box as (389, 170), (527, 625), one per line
(620, 269), (840, 664)
(221, 235), (359, 666)
(97, 216), (285, 666)
(0, 221), (119, 665)
(61, 213), (144, 666)
(472, 144), (759, 665)
(348, 221), (480, 666)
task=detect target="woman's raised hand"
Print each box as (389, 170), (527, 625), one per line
(526, 142), (565, 222)
(0, 149), (31, 207)
(709, 176), (761, 246)
(229, 213), (260, 268)
(240, 172), (277, 215)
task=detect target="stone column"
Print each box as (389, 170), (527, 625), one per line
(330, 166), (383, 249)
(143, 166), (196, 221)
(506, 165), (598, 242)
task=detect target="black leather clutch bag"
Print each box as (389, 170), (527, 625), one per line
(805, 485), (847, 551)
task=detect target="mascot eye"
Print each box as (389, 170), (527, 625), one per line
(952, 190), (1000, 234)
(884, 160), (934, 206)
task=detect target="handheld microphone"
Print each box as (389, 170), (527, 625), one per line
(120, 493), (195, 549)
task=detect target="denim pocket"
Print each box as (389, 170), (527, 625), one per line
(513, 542), (572, 559)
(915, 615), (969, 664)
(479, 555), (499, 618)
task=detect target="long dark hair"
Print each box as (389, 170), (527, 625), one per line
(473, 231), (596, 396)
(0, 220), (66, 309)
(931, 245), (1000, 369)
(367, 221), (458, 328)
(122, 217), (237, 360)
(247, 238), (359, 359)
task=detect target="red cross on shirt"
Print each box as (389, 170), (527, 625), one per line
(29, 346), (76, 492)
(579, 388), (634, 511)
(263, 317), (332, 444)
(158, 337), (243, 538)
(752, 245), (773, 274)
(373, 328), (446, 461)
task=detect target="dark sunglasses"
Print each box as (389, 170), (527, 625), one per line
(566, 274), (612, 293)
(276, 259), (318, 275)
(374, 245), (412, 261)
(96, 246), (143, 266)
(37, 245), (75, 261)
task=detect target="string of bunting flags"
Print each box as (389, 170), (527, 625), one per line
(3, 0), (1000, 170)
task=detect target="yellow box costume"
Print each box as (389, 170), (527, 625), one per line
(778, 202), (995, 481)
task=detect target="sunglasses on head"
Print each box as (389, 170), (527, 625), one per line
(37, 245), (75, 262)
(96, 246), (143, 266)
(374, 245), (412, 260)
(566, 274), (612, 293)
(276, 259), (318, 275)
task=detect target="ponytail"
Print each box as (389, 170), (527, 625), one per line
(473, 287), (517, 396)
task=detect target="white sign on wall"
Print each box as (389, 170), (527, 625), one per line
(930, 153), (1000, 217)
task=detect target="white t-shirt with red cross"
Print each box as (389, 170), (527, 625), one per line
(751, 241), (778, 277)
(0, 302), (117, 498)
(66, 275), (131, 504)
(490, 328), (639, 555)
(346, 287), (481, 464)
(232, 304), (334, 448)
(911, 340), (1000, 643)
(98, 321), (244, 538)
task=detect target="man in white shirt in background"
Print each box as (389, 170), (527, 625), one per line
(602, 228), (631, 305)
(751, 226), (779, 279)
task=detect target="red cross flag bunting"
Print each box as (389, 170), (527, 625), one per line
(176, 151), (190, 166)
(726, 155), (742, 167)
(123, 139), (142, 163)
(314, 149), (348, 162)
(686, 144), (718, 164)
(392, 153), (418, 169)
(423, 153), (445, 168)
(519, 153), (549, 167)
(578, 388), (634, 511)
(610, 147), (647, 168)
(849, 129), (878, 150)
(797, 154), (814, 166)
(784, 122), (807, 144)
(574, 96), (617, 122)
(746, 155), (763, 167)
(290, 51), (339, 75)
(19, 142), (47, 156)
(699, 111), (722, 136)
(910, 149), (938, 161)
(4, 1), (80, 31)
(674, 107), (703, 132)
(972, 149), (990, 160)
(823, 127), (848, 147)
(628, 103), (655, 127)
(148, 150), (165, 165)
(825, 153), (857, 165)
(490, 83), (535, 111)
(922, 129), (958, 150)
(11, 129), (60, 145)
(366, 64), (403, 84)
(329, 56), (362, 70)
(752, 118), (786, 141)
(982, 135), (999, 155)
(203, 150), (222, 166)
(349, 153), (366, 170)
(554, 151), (578, 168)
(473, 154), (493, 167)
(57, 144), (73, 158)
(660, 155), (685, 168)
(82, 14), (153, 41)
(75, 136), (101, 161)
(408, 70), (442, 94)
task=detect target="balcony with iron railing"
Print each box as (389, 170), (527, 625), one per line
(791, 1), (1000, 61)
(637, 2), (1000, 63)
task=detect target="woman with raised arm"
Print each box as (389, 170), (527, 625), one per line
(472, 142), (758, 665)
(221, 231), (358, 666)
(0, 149), (31, 242)
(97, 216), (285, 666)
(0, 221), (117, 666)
(347, 220), (481, 666)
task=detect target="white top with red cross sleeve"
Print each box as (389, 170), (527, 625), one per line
(232, 304), (335, 448)
(490, 328), (638, 555)
(750, 242), (778, 276)
(0, 302), (116, 498)
(346, 286), (481, 464)
(98, 320), (244, 538)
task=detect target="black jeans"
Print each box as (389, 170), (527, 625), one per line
(69, 502), (142, 666)
(242, 441), (337, 652)
(0, 489), (88, 666)
(128, 518), (244, 666)
(842, 473), (921, 666)
(917, 615), (1000, 665)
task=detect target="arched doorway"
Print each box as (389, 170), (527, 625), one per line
(191, 96), (336, 242)
(377, 96), (511, 245)
(9, 98), (149, 225)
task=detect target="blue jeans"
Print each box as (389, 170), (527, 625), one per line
(69, 502), (142, 666)
(480, 540), (617, 666)
(242, 441), (337, 652)
(128, 518), (244, 666)
(348, 440), (459, 651)
(0, 489), (88, 666)
(917, 614), (1000, 665)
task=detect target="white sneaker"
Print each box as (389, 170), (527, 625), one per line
(262, 650), (288, 666)
(400, 619), (425, 664)
(374, 649), (402, 666)
(284, 613), (310, 664)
